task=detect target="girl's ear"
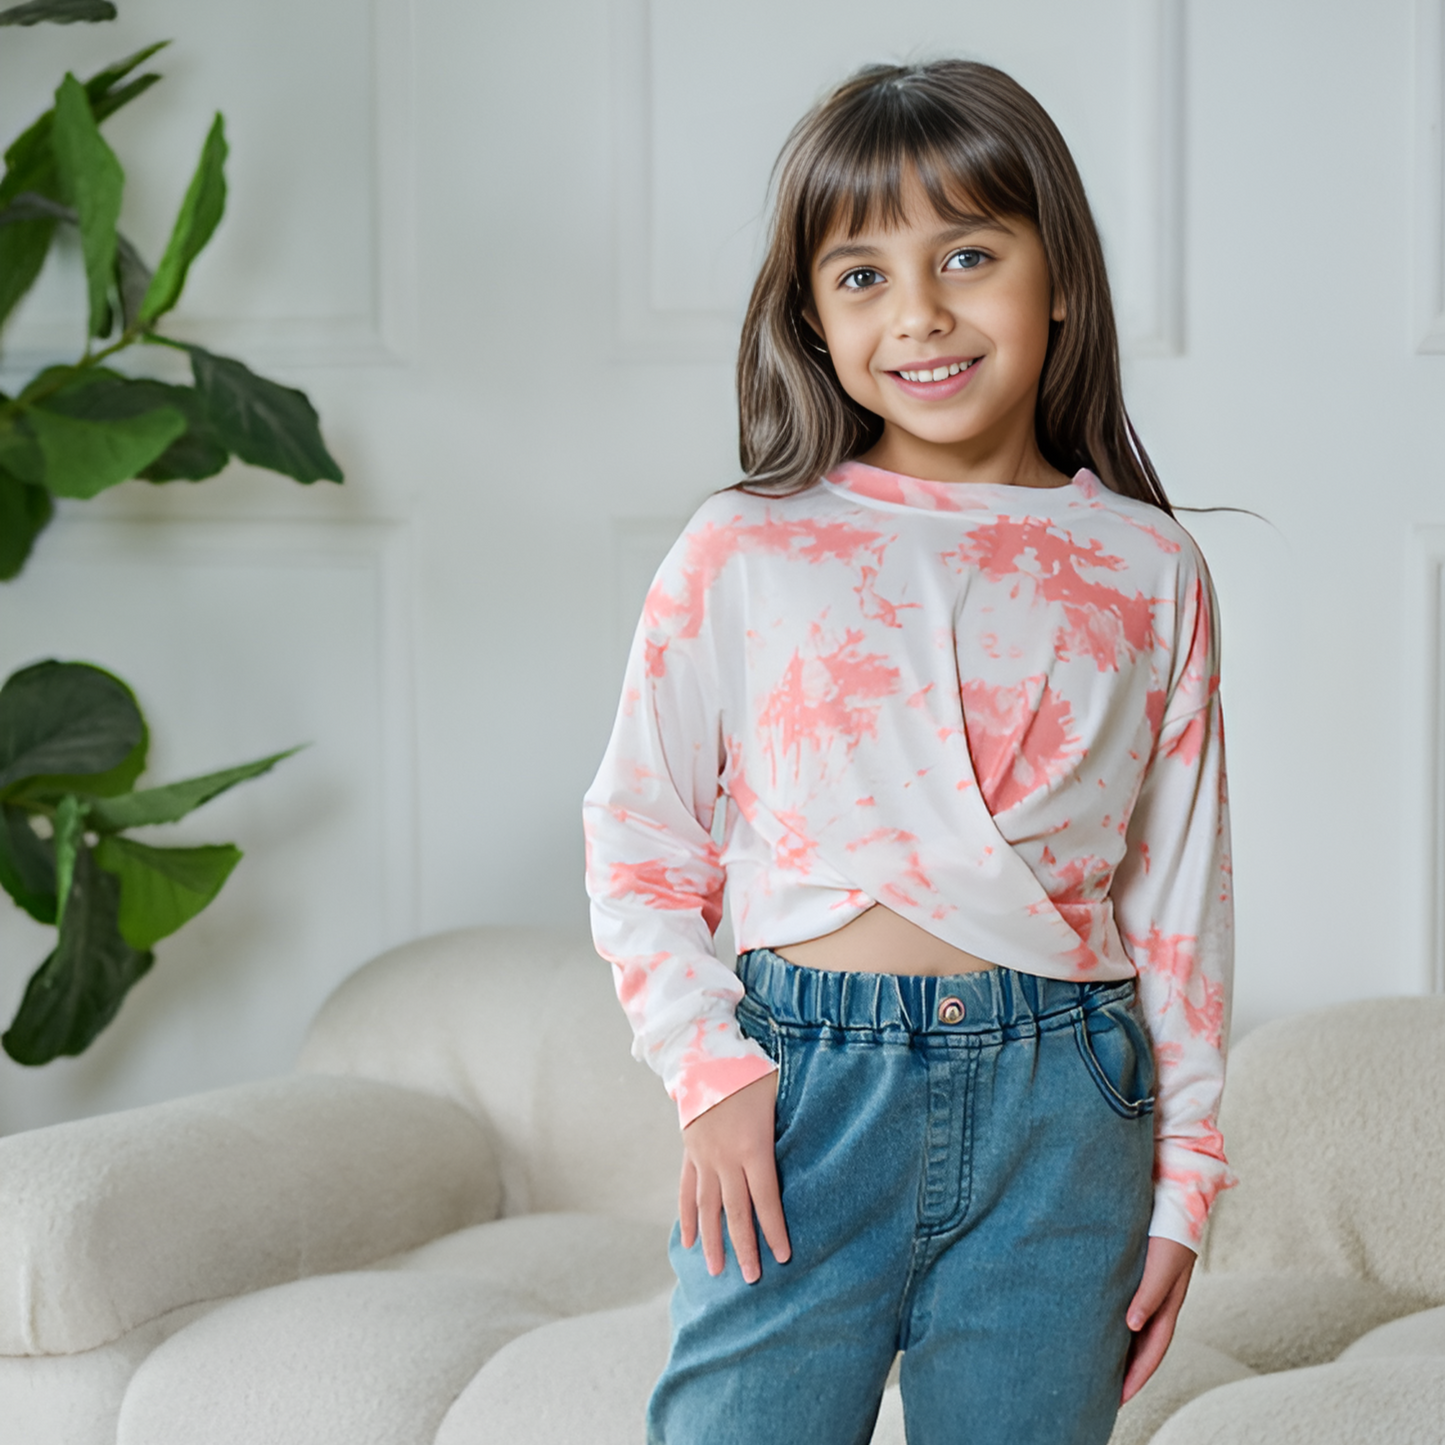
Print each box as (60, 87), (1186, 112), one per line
(1050, 290), (1067, 324)
(798, 302), (830, 354)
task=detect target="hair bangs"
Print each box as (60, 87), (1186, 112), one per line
(795, 84), (1039, 264)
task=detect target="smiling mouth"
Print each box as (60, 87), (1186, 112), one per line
(894, 358), (981, 384)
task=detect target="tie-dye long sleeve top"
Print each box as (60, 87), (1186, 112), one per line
(583, 460), (1234, 1248)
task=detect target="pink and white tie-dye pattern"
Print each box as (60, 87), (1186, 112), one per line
(583, 461), (1233, 1249)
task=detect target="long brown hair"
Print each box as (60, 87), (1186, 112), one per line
(735, 60), (1171, 514)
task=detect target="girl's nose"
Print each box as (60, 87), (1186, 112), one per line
(890, 278), (952, 342)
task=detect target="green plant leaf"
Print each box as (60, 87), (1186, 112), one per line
(0, 660), (145, 795)
(81, 42), (169, 110)
(22, 367), (227, 484)
(115, 230), (152, 330)
(0, 464), (53, 580)
(94, 835), (240, 949)
(27, 403), (186, 498)
(0, 46), (163, 328)
(52, 791), (86, 924)
(51, 73), (125, 337)
(0, 412), (43, 484)
(1, 45), (163, 201)
(2, 845), (153, 1065)
(136, 395), (229, 481)
(0, 217), (55, 331)
(0, 0), (117, 23)
(138, 114), (226, 325)
(19, 732), (148, 802)
(88, 746), (301, 831)
(0, 803), (56, 922)
(175, 343), (343, 483)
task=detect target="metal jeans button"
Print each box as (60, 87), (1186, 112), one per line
(938, 996), (965, 1025)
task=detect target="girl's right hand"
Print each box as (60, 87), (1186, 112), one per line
(679, 1070), (791, 1284)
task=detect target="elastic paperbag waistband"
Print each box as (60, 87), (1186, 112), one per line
(736, 946), (1134, 1037)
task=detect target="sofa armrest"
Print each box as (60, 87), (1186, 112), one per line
(0, 1075), (500, 1356)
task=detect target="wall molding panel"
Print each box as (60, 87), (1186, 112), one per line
(1123, 0), (1186, 357)
(1, 0), (416, 374)
(2, 518), (419, 949)
(1408, 525), (1445, 993)
(610, 0), (1188, 362)
(610, 0), (740, 361)
(1417, 0), (1445, 353)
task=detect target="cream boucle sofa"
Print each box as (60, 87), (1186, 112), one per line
(0, 926), (1442, 1445)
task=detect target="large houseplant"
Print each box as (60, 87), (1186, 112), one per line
(0, 4), (343, 578)
(0, 0), (338, 1063)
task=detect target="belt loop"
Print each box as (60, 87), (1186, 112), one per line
(893, 973), (912, 1033)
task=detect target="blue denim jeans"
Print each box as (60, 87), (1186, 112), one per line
(647, 948), (1156, 1445)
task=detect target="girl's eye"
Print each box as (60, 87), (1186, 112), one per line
(944, 249), (987, 271)
(840, 268), (884, 291)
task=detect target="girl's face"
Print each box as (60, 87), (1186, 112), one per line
(806, 169), (1066, 486)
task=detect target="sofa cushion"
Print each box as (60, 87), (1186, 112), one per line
(1107, 1339), (1257, 1445)
(1340, 1306), (1445, 1360)
(0, 1301), (218, 1445)
(116, 1271), (554, 1445)
(434, 1291), (672, 1445)
(373, 1211), (673, 1318)
(0, 1075), (500, 1356)
(1150, 1357), (1445, 1445)
(297, 927), (682, 1222)
(1202, 997), (1445, 1303)
(430, 1292), (915, 1445)
(1174, 1271), (1427, 1372)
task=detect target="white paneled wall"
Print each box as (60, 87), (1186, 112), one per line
(0, 0), (1442, 1130)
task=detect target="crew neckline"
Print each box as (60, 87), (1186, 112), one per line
(823, 459), (1099, 513)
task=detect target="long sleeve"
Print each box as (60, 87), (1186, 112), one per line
(1111, 553), (1237, 1249)
(583, 529), (776, 1128)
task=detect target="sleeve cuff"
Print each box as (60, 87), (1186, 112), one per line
(672, 1047), (777, 1129)
(1148, 1161), (1238, 1251)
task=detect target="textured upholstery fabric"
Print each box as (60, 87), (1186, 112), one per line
(1341, 1305), (1445, 1360)
(1107, 1340), (1258, 1445)
(434, 1292), (672, 1445)
(115, 1271), (554, 1445)
(0, 1302), (217, 1445)
(1173, 1271), (1427, 1373)
(372, 1212), (674, 1318)
(0, 1074), (500, 1355)
(1201, 997), (1445, 1303)
(297, 927), (681, 1222)
(429, 1290), (908, 1445)
(1150, 1357), (1445, 1445)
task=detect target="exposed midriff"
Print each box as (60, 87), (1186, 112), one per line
(773, 904), (996, 974)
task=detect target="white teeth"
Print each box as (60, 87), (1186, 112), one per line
(900, 361), (971, 383)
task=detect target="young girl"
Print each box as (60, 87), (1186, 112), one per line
(584, 59), (1232, 1445)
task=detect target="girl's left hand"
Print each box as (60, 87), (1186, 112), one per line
(1120, 1237), (1196, 1404)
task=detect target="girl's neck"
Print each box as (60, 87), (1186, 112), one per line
(858, 423), (1070, 490)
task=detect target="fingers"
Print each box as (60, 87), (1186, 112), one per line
(747, 1153), (792, 1267)
(1120, 1239), (1196, 1404)
(696, 1169), (725, 1276)
(721, 1170), (762, 1283)
(678, 1158), (698, 1250)
(1121, 1265), (1189, 1402)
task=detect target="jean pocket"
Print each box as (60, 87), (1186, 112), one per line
(1074, 994), (1156, 1120)
(736, 1000), (795, 1141)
